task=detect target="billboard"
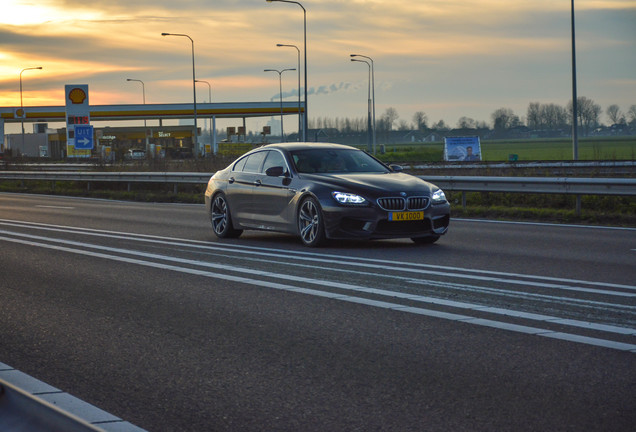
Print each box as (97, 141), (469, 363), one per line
(443, 136), (481, 162)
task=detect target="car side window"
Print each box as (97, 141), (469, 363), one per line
(242, 151), (267, 173)
(232, 155), (248, 172)
(261, 150), (287, 175)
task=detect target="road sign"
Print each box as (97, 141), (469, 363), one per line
(74, 125), (94, 150)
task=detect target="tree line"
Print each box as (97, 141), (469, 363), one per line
(308, 97), (636, 137)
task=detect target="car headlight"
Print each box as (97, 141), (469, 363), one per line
(332, 192), (367, 205)
(431, 188), (447, 204)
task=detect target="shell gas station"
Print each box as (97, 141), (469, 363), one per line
(1, 84), (303, 160)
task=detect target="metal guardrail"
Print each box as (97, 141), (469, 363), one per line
(0, 171), (210, 184)
(425, 176), (636, 196)
(1, 171), (635, 197)
(0, 378), (104, 432)
(0, 365), (146, 431)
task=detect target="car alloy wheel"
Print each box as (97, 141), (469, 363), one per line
(298, 197), (325, 247)
(211, 193), (242, 238)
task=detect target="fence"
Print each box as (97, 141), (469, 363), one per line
(1, 171), (635, 213)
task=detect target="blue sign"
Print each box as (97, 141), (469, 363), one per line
(74, 125), (94, 150)
(443, 136), (481, 162)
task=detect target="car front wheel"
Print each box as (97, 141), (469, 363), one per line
(297, 197), (325, 247)
(211, 193), (242, 238)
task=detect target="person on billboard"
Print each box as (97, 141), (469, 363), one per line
(463, 146), (480, 161)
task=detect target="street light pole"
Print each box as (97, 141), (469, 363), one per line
(161, 32), (199, 157)
(264, 68), (296, 142)
(277, 44), (301, 141)
(126, 78), (149, 156)
(195, 79), (213, 155)
(19, 66), (43, 151)
(351, 54), (375, 154)
(267, 0), (307, 141)
(351, 58), (372, 153)
(126, 79), (146, 127)
(571, 0), (578, 161)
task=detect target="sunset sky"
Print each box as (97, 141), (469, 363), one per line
(1, 0), (635, 134)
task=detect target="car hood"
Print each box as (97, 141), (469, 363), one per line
(299, 172), (438, 196)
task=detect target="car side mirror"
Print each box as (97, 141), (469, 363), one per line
(389, 164), (403, 172)
(265, 166), (286, 177)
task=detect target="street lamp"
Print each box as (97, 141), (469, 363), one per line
(20, 66), (43, 150)
(267, 0), (307, 141)
(195, 79), (213, 155)
(570, 0), (578, 161)
(264, 68), (296, 142)
(126, 79), (146, 127)
(351, 58), (372, 153)
(351, 54), (376, 154)
(277, 44), (301, 141)
(161, 32), (199, 157)
(126, 78), (149, 156)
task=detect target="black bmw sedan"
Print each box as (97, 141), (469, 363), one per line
(204, 142), (450, 247)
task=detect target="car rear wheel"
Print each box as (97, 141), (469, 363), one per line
(411, 235), (440, 244)
(298, 197), (325, 247)
(211, 193), (242, 238)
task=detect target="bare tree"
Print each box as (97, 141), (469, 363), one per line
(527, 102), (541, 129)
(606, 104), (625, 125)
(628, 105), (636, 127)
(432, 119), (450, 131)
(397, 120), (410, 131)
(381, 107), (399, 131)
(457, 116), (476, 129)
(412, 111), (428, 131)
(568, 96), (601, 136)
(491, 108), (521, 132)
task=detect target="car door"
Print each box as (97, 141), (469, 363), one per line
(251, 150), (296, 230)
(226, 151), (266, 226)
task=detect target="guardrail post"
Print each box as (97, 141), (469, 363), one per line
(576, 195), (581, 216)
(87, 182), (91, 192)
(174, 184), (178, 194)
(462, 191), (467, 208)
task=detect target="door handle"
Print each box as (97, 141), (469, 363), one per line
(228, 177), (235, 184)
(253, 179), (262, 186)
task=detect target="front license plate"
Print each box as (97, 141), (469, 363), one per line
(388, 211), (424, 221)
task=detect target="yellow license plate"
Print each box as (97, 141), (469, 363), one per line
(388, 211), (424, 221)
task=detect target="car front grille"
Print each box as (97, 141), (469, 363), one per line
(377, 197), (405, 211)
(407, 197), (430, 210)
(377, 196), (430, 211)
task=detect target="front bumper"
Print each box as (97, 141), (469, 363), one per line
(321, 201), (450, 240)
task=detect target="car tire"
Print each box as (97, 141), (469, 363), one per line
(210, 193), (242, 239)
(297, 197), (326, 247)
(411, 235), (440, 245)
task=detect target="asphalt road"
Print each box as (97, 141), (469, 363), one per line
(1, 192), (635, 431)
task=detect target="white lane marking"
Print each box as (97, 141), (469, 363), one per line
(5, 228), (635, 329)
(453, 217), (636, 231)
(1, 232), (635, 352)
(35, 205), (75, 209)
(2, 218), (634, 294)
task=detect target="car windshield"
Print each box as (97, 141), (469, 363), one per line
(290, 149), (390, 174)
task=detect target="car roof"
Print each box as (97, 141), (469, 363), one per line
(262, 142), (358, 152)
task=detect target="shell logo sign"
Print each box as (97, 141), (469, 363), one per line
(65, 84), (91, 158)
(68, 87), (87, 104)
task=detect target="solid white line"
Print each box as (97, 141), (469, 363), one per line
(2, 218), (634, 293)
(35, 205), (75, 209)
(453, 217), (636, 231)
(1, 232), (635, 351)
